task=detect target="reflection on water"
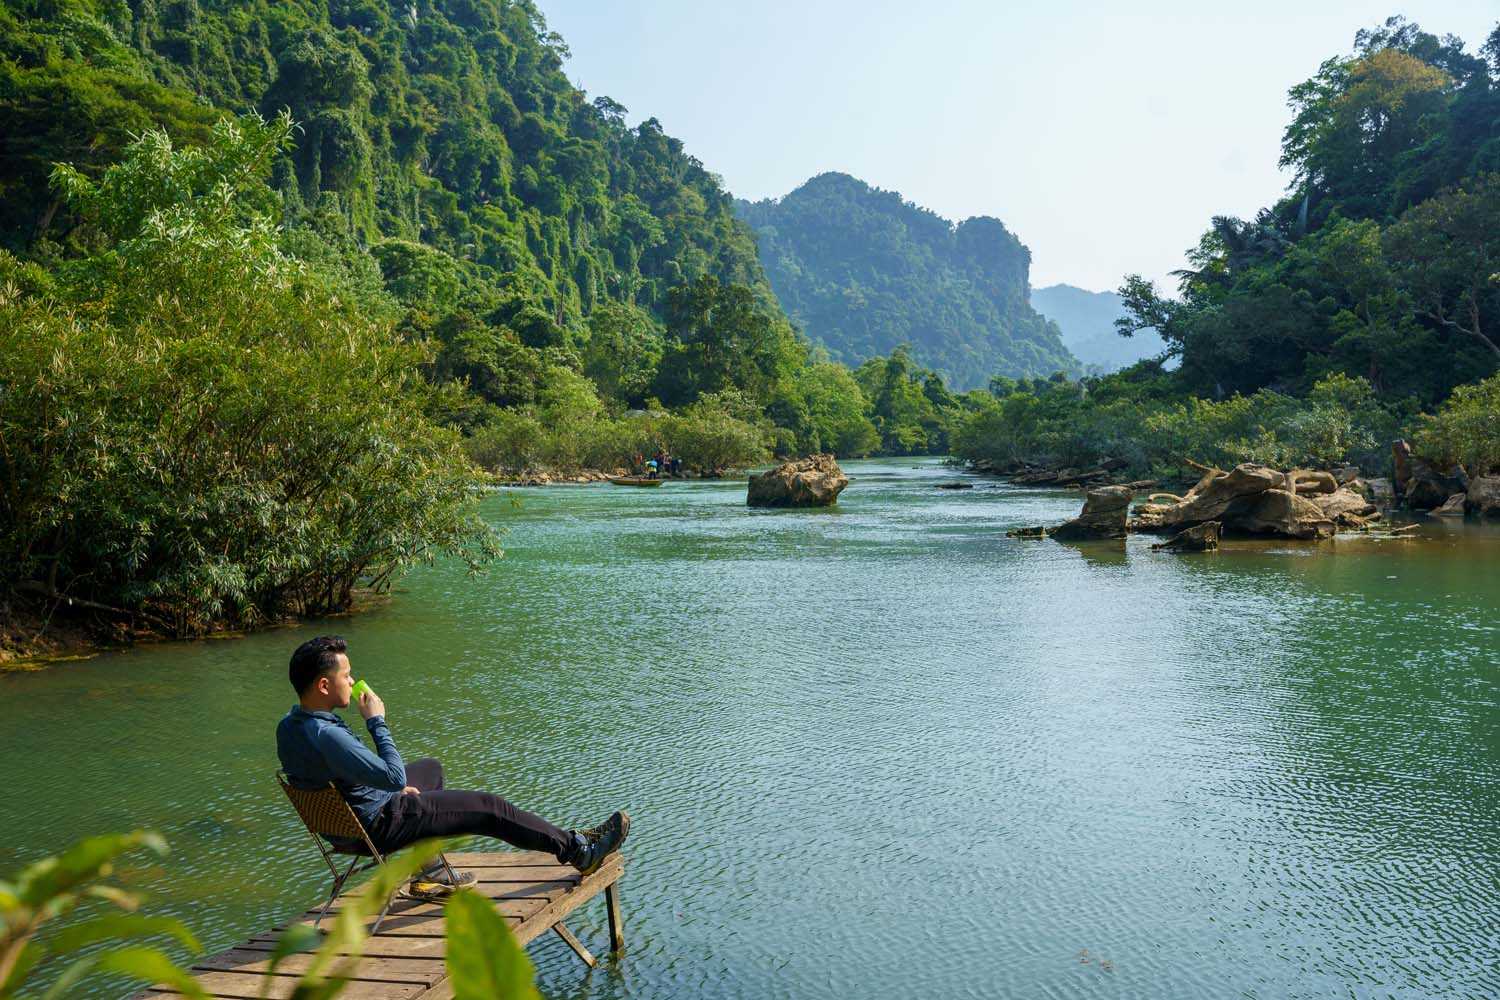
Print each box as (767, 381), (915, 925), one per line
(2, 458), (1497, 999)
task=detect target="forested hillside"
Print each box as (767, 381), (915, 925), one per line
(2, 0), (767, 323)
(1, 0), (1007, 648)
(1030, 284), (1165, 373)
(737, 173), (1076, 390)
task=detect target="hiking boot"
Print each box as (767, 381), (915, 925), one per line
(579, 809), (631, 849)
(570, 809), (630, 876)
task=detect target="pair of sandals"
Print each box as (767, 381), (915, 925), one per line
(401, 863), (478, 902)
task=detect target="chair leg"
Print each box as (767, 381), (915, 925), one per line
(370, 889), (396, 935)
(314, 856), (363, 929)
(552, 922), (596, 968)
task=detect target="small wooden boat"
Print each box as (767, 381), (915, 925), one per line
(609, 476), (664, 487)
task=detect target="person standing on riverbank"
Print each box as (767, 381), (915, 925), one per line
(276, 636), (629, 877)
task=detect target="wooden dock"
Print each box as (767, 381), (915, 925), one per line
(137, 850), (625, 999)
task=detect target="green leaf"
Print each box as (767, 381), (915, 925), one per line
(49, 913), (201, 955)
(1, 939), (45, 996)
(265, 922), (320, 974)
(83, 884), (142, 911)
(37, 953), (102, 1000)
(443, 890), (540, 1000)
(95, 946), (209, 1000)
(292, 840), (449, 991)
(16, 831), (168, 908)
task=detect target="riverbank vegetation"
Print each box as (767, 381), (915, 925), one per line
(1, 116), (499, 645)
(3, 7), (1497, 658)
(953, 18), (1500, 485)
(0, 0), (974, 655)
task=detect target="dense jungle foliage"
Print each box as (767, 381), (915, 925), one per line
(0, 0), (986, 642)
(954, 17), (1500, 482)
(737, 172), (1077, 390)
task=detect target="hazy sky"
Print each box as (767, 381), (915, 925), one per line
(541, 1), (1495, 293)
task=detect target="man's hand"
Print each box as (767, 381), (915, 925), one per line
(402, 786), (421, 796)
(357, 687), (386, 720)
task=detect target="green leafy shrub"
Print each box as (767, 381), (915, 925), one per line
(1413, 372), (1500, 475)
(1, 831), (205, 999)
(0, 115), (498, 636)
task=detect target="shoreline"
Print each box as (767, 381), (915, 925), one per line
(0, 592), (391, 674)
(488, 468), (742, 486)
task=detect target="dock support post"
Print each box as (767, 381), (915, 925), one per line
(552, 922), (596, 968)
(605, 881), (624, 953)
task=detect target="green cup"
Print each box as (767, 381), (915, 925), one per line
(351, 679), (372, 706)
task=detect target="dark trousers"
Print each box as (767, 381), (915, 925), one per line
(369, 758), (574, 862)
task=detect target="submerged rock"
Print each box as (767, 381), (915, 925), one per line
(1151, 522), (1220, 552)
(1050, 486), (1134, 541)
(1006, 525), (1048, 538)
(746, 454), (849, 508)
(1467, 476), (1500, 518)
(935, 481), (974, 490)
(1432, 493), (1468, 517)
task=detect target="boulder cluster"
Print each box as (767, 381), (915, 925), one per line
(1392, 440), (1499, 518)
(1008, 462), (1387, 544)
(1130, 463), (1382, 539)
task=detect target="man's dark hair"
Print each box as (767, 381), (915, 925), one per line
(289, 635), (347, 695)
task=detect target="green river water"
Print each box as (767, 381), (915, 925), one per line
(2, 458), (1497, 999)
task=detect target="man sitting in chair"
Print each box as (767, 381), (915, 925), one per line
(276, 635), (628, 889)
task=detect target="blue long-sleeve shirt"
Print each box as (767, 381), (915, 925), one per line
(276, 705), (407, 830)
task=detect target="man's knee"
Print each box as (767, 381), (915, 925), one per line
(407, 757), (444, 791)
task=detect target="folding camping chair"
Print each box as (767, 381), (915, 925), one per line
(275, 772), (463, 933)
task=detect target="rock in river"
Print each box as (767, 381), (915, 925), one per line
(1151, 522), (1220, 552)
(1236, 489), (1337, 539)
(1468, 476), (1500, 518)
(747, 454), (849, 508)
(1131, 463), (1337, 539)
(1050, 486), (1134, 541)
(1432, 493), (1468, 518)
(1393, 440), (1467, 510)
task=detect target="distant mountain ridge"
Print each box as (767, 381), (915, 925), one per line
(1030, 284), (1166, 372)
(736, 173), (1076, 389)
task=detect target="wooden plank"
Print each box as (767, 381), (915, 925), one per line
(443, 851), (556, 866)
(146, 969), (421, 999)
(605, 881), (624, 953)
(243, 934), (448, 959)
(323, 879), (571, 912)
(141, 852), (624, 1000)
(551, 922), (596, 968)
(296, 896), (545, 934)
(190, 948), (446, 985)
(509, 856), (622, 947)
(411, 857), (624, 1000)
